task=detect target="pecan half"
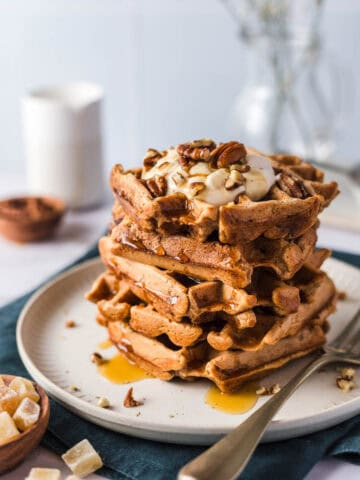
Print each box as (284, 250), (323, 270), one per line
(145, 175), (167, 197)
(177, 139), (216, 165)
(209, 141), (247, 168)
(143, 148), (163, 168)
(178, 155), (192, 168)
(277, 171), (308, 198)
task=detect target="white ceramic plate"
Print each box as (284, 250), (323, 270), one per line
(17, 257), (360, 446)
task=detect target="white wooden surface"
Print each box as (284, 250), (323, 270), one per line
(0, 174), (359, 479)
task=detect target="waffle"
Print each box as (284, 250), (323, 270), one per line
(96, 273), (334, 352)
(110, 217), (318, 288)
(108, 320), (208, 380)
(96, 236), (256, 322)
(108, 318), (328, 392)
(93, 236), (330, 322)
(207, 280), (335, 351)
(87, 272), (255, 328)
(87, 256), (335, 346)
(182, 324), (327, 392)
(86, 138), (339, 393)
(110, 142), (338, 244)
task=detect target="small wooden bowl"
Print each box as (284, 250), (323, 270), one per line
(0, 375), (50, 475)
(0, 196), (66, 243)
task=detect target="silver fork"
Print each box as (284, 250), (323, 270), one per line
(178, 309), (360, 480)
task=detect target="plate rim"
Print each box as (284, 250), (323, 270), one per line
(16, 255), (360, 442)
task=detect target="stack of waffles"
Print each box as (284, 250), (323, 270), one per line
(86, 140), (339, 392)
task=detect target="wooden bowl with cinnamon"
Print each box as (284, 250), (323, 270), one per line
(0, 375), (50, 475)
(0, 196), (66, 243)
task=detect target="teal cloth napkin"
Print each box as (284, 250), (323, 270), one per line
(1, 246), (360, 480)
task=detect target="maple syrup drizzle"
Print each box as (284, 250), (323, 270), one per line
(97, 349), (256, 410)
(205, 383), (258, 414)
(98, 353), (152, 384)
(97, 339), (113, 350)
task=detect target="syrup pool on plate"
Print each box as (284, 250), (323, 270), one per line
(206, 383), (258, 414)
(98, 353), (152, 384)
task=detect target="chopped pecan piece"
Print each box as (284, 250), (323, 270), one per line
(65, 320), (76, 328)
(337, 367), (355, 381)
(170, 171), (187, 186)
(255, 386), (268, 395)
(145, 175), (167, 197)
(277, 171), (308, 198)
(157, 161), (170, 171)
(337, 290), (347, 301)
(123, 387), (143, 408)
(209, 141), (247, 168)
(225, 170), (244, 190)
(189, 138), (215, 148)
(336, 377), (355, 393)
(269, 384), (281, 394)
(91, 352), (105, 365)
(143, 148), (162, 168)
(177, 139), (216, 164)
(68, 385), (79, 392)
(230, 163), (250, 173)
(97, 396), (110, 408)
(189, 181), (206, 196)
(256, 384), (281, 395)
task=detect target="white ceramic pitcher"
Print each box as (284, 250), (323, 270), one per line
(22, 82), (105, 209)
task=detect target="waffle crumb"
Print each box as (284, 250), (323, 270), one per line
(123, 387), (143, 408)
(65, 320), (76, 328)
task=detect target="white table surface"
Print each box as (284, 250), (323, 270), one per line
(1, 173), (360, 480)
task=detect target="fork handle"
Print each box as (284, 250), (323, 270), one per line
(178, 352), (338, 480)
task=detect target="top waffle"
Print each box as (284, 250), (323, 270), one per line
(111, 140), (338, 244)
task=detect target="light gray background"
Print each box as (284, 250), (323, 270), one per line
(0, 0), (359, 178)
